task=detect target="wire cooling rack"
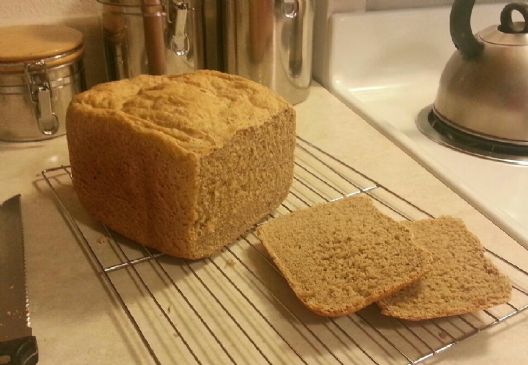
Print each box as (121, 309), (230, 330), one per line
(42, 136), (528, 365)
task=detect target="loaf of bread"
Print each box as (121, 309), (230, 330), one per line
(378, 217), (512, 320)
(66, 70), (296, 259)
(256, 195), (432, 317)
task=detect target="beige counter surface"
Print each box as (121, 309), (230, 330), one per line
(1, 84), (526, 364)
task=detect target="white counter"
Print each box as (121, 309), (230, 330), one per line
(1, 84), (527, 364)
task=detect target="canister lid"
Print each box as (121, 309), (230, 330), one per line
(0, 25), (84, 70)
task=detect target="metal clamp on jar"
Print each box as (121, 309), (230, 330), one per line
(99, 0), (220, 80)
(223, 0), (314, 104)
(0, 25), (85, 142)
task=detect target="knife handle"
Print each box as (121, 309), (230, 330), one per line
(0, 336), (38, 365)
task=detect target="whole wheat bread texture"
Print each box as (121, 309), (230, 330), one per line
(378, 217), (512, 320)
(256, 196), (432, 317)
(66, 70), (296, 259)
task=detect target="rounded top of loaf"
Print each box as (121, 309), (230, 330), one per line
(69, 70), (291, 154)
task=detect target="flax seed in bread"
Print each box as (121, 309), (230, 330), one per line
(256, 195), (432, 317)
(378, 217), (512, 320)
(66, 70), (296, 259)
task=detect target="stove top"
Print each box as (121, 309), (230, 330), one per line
(323, 2), (528, 246)
(417, 107), (528, 165)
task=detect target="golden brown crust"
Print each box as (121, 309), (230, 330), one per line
(67, 71), (295, 259)
(70, 70), (289, 154)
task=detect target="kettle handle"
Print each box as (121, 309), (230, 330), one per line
(450, 0), (484, 59)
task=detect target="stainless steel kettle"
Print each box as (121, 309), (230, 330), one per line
(434, 0), (528, 145)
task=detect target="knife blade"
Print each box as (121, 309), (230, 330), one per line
(0, 195), (38, 365)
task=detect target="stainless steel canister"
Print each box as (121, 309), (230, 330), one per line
(99, 0), (222, 79)
(223, 0), (314, 104)
(0, 25), (85, 142)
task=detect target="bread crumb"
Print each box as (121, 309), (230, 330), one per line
(225, 259), (236, 268)
(96, 236), (109, 245)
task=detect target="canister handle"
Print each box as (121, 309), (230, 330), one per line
(168, 1), (191, 57)
(25, 62), (60, 136)
(35, 86), (60, 135)
(282, 0), (303, 78)
(282, 0), (299, 18)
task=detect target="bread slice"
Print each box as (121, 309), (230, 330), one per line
(67, 70), (295, 259)
(378, 217), (512, 320)
(256, 195), (432, 317)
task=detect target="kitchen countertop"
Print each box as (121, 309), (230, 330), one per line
(1, 83), (527, 364)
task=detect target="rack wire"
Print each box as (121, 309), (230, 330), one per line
(42, 136), (528, 365)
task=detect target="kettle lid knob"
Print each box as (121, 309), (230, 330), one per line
(499, 2), (528, 33)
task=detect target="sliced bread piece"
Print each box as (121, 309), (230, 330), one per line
(378, 217), (512, 320)
(256, 195), (432, 317)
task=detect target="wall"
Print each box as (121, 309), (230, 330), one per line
(365, 0), (501, 10)
(0, 0), (98, 21)
(0, 0), (506, 88)
(0, 0), (104, 87)
(312, 0), (505, 84)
